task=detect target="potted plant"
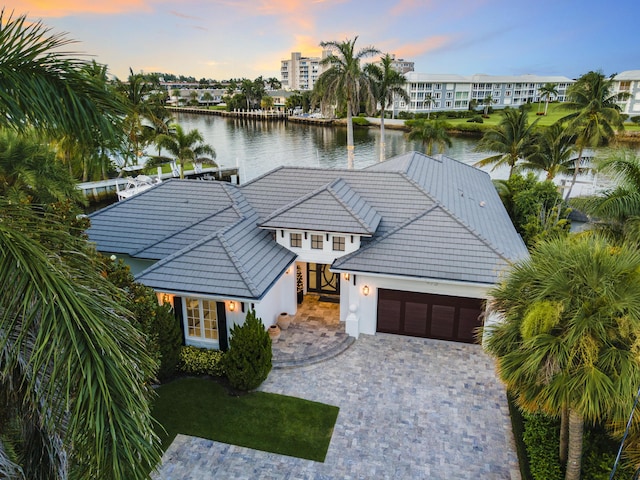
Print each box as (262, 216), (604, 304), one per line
(296, 265), (304, 304)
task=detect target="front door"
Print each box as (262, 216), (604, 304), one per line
(307, 263), (339, 295)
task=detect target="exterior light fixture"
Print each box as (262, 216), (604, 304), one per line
(362, 285), (370, 296)
(286, 267), (292, 274)
(344, 273), (350, 281)
(110, 254), (117, 261)
(229, 301), (236, 312)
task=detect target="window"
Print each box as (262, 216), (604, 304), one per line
(333, 236), (345, 251)
(445, 91), (453, 99)
(311, 234), (323, 249)
(620, 81), (631, 91)
(445, 100), (452, 108)
(185, 298), (218, 342)
(290, 232), (301, 248)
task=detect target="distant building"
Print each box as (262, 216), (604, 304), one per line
(612, 70), (640, 117)
(280, 51), (330, 91)
(396, 73), (575, 114)
(385, 54), (414, 74)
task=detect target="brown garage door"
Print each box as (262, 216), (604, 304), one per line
(377, 289), (484, 343)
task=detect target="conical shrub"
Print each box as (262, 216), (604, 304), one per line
(223, 310), (272, 391)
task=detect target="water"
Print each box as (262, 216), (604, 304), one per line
(173, 113), (502, 182)
(173, 113), (639, 196)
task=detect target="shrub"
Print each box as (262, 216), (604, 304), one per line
(178, 346), (226, 377)
(223, 310), (272, 391)
(352, 116), (370, 126)
(156, 302), (184, 380)
(467, 115), (484, 123)
(630, 116), (640, 125)
(522, 413), (563, 480)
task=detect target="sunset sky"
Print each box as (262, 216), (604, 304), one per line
(6, 0), (639, 82)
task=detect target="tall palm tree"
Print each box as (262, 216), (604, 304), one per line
(484, 235), (640, 480)
(406, 119), (452, 156)
(573, 149), (640, 242)
(0, 12), (162, 478)
(519, 122), (576, 180)
(365, 53), (409, 162)
(538, 83), (559, 115)
(474, 107), (540, 178)
(561, 70), (630, 199)
(151, 124), (216, 178)
(315, 36), (380, 169)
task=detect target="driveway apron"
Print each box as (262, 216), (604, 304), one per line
(155, 334), (521, 479)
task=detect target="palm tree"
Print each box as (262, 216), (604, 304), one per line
(0, 201), (162, 479)
(316, 36), (380, 169)
(365, 53), (409, 162)
(424, 93), (435, 119)
(482, 94), (494, 116)
(538, 83), (559, 115)
(484, 235), (640, 480)
(519, 122), (576, 180)
(0, 11), (126, 145)
(561, 70), (630, 199)
(151, 124), (216, 178)
(0, 12), (162, 477)
(474, 107), (540, 178)
(573, 150), (640, 242)
(406, 119), (452, 156)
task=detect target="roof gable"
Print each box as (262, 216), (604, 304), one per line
(259, 178), (381, 235)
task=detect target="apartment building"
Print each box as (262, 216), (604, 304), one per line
(280, 51), (330, 91)
(612, 70), (640, 117)
(397, 72), (575, 114)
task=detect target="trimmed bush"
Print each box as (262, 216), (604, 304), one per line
(352, 116), (370, 126)
(522, 413), (563, 480)
(179, 346), (226, 377)
(223, 310), (272, 391)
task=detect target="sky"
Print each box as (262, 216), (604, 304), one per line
(6, 0), (640, 82)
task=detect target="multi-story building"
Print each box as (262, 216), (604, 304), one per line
(396, 72), (575, 114)
(280, 51), (330, 91)
(612, 70), (640, 117)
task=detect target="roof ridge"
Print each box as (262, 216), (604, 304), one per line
(258, 180), (333, 225)
(218, 229), (261, 297)
(326, 179), (378, 234)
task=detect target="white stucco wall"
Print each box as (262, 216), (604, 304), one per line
(275, 229), (362, 264)
(340, 273), (492, 337)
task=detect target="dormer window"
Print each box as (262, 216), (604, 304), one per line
(311, 234), (323, 249)
(333, 236), (345, 251)
(290, 233), (302, 248)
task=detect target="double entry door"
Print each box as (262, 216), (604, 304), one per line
(307, 263), (339, 295)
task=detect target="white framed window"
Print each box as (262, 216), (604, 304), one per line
(290, 232), (302, 248)
(311, 234), (323, 249)
(445, 91), (453, 99)
(184, 298), (218, 344)
(445, 100), (452, 108)
(332, 236), (345, 251)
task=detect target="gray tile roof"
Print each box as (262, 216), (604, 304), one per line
(332, 206), (512, 284)
(87, 151), (527, 297)
(259, 178), (381, 235)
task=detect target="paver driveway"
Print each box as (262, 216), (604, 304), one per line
(155, 334), (521, 479)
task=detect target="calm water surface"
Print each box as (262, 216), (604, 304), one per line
(174, 113), (502, 182)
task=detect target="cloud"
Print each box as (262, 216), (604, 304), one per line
(7, 0), (153, 18)
(395, 35), (455, 57)
(389, 0), (436, 16)
(169, 10), (199, 20)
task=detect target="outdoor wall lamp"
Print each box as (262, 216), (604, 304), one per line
(229, 301), (236, 312)
(286, 267), (292, 274)
(362, 285), (370, 296)
(344, 273), (350, 281)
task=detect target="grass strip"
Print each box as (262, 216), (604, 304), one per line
(153, 377), (339, 462)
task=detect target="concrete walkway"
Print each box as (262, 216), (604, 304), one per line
(154, 334), (520, 479)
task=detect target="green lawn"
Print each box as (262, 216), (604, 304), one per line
(152, 377), (339, 462)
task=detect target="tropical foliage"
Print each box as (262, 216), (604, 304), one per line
(315, 36), (380, 169)
(484, 235), (640, 480)
(561, 70), (629, 199)
(149, 124), (216, 179)
(365, 53), (409, 161)
(519, 121), (577, 180)
(406, 119), (452, 156)
(474, 107), (540, 178)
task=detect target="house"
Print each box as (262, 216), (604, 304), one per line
(87, 151), (527, 350)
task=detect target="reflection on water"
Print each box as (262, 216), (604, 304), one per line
(175, 112), (495, 182)
(175, 113), (638, 190)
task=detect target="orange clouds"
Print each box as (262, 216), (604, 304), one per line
(395, 35), (454, 58)
(8, 0), (152, 18)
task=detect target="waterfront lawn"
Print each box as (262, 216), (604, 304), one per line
(153, 377), (339, 462)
